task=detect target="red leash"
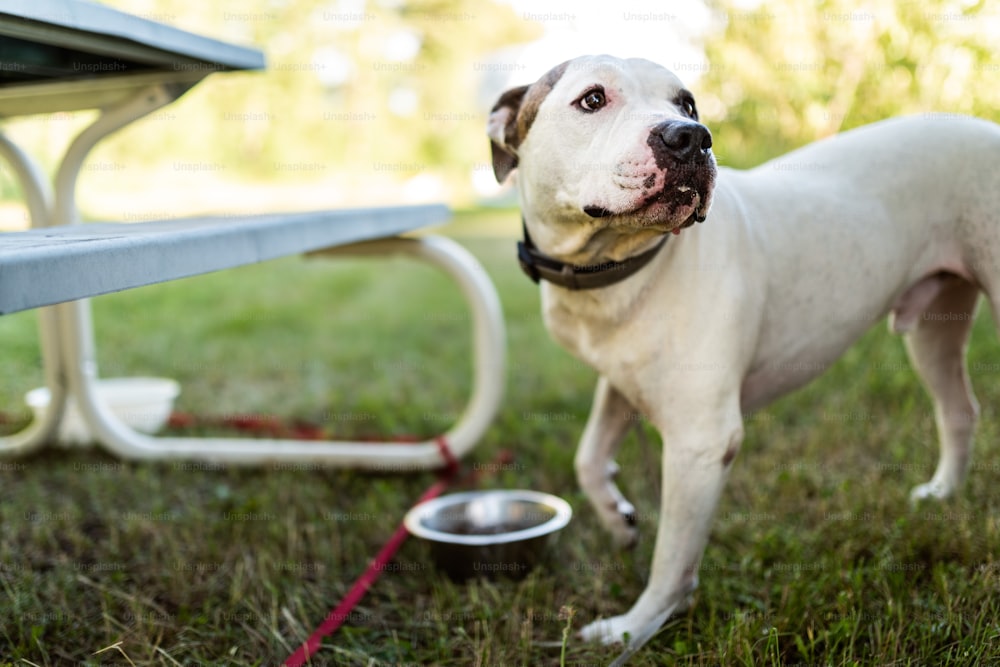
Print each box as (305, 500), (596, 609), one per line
(282, 437), (462, 666)
(164, 413), (505, 665)
(0, 409), (488, 664)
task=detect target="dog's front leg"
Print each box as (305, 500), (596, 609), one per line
(579, 397), (743, 655)
(575, 376), (640, 547)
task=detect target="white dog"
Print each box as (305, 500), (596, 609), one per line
(488, 54), (1000, 660)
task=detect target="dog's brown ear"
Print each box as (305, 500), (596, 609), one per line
(487, 85), (528, 183)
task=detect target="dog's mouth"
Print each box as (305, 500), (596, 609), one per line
(584, 179), (714, 233)
(583, 144), (717, 232)
(640, 184), (709, 229)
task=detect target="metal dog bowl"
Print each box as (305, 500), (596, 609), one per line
(404, 489), (572, 581)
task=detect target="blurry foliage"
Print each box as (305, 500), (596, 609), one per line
(25, 0), (538, 200)
(4, 0), (1000, 201)
(699, 0), (1000, 168)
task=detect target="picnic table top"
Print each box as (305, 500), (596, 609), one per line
(0, 205), (452, 315)
(0, 0), (265, 116)
(0, 3), (452, 318)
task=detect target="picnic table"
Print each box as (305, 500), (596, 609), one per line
(0, 0), (505, 469)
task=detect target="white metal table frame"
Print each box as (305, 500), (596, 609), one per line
(0, 3), (505, 470)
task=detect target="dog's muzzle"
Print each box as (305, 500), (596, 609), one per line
(643, 120), (716, 226)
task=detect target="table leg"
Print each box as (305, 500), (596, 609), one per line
(0, 85), (180, 455)
(64, 236), (505, 469)
(0, 132), (64, 454)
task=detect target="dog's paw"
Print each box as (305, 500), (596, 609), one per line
(600, 500), (639, 548)
(578, 614), (633, 645)
(909, 480), (953, 504)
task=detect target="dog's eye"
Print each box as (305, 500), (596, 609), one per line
(677, 95), (698, 120)
(578, 88), (606, 112)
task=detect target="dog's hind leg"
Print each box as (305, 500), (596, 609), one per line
(902, 277), (981, 501)
(575, 377), (641, 547)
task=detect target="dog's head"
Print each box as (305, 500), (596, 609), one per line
(488, 55), (716, 243)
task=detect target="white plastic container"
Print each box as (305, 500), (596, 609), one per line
(25, 377), (180, 446)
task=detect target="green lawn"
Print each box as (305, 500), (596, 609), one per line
(1, 207), (999, 665)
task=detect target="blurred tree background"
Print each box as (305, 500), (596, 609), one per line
(0, 0), (998, 219)
(114, 0), (537, 184)
(0, 0), (539, 221)
(700, 0), (1000, 168)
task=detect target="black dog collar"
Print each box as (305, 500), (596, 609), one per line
(517, 219), (669, 290)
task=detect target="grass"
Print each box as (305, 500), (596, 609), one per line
(1, 207), (999, 665)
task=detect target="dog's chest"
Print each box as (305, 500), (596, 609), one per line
(541, 286), (640, 360)
(541, 287), (664, 409)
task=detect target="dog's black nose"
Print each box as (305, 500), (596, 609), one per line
(651, 121), (713, 163)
